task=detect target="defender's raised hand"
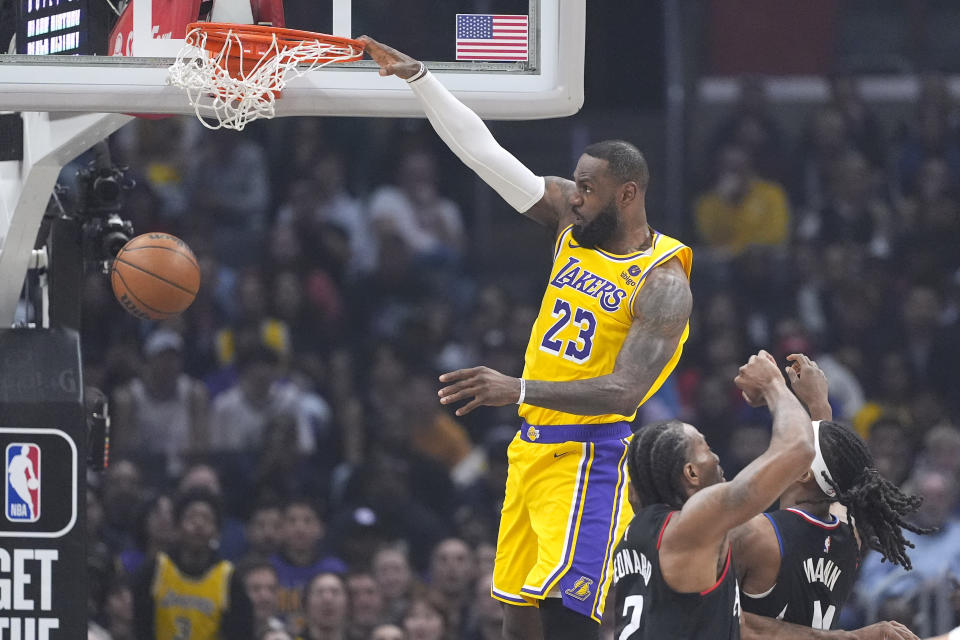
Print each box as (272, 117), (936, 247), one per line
(735, 350), (787, 408)
(784, 353), (832, 420)
(357, 35), (422, 79)
(438, 366), (522, 416)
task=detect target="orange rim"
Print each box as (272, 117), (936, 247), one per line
(185, 22), (365, 65)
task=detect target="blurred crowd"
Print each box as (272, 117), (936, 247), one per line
(77, 72), (960, 639)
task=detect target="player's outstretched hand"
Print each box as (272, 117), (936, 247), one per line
(357, 35), (422, 79)
(784, 353), (832, 420)
(734, 349), (785, 408)
(851, 620), (920, 640)
(438, 366), (522, 416)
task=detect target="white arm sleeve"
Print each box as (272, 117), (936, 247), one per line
(408, 70), (546, 213)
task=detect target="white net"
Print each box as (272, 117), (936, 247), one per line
(168, 26), (361, 131)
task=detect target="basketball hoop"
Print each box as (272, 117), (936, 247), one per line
(168, 22), (365, 130)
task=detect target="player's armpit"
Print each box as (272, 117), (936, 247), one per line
(729, 514), (781, 592)
(525, 176), (575, 234)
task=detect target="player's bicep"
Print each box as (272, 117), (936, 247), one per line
(523, 176), (573, 233)
(614, 261), (692, 390)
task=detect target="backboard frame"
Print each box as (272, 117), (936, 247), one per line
(0, 0), (584, 120)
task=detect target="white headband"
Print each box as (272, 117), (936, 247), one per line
(810, 420), (837, 498)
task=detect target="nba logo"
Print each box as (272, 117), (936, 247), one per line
(6, 443), (40, 523)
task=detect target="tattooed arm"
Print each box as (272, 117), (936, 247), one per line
(438, 258), (692, 416)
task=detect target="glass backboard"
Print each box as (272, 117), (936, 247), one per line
(0, 0), (585, 119)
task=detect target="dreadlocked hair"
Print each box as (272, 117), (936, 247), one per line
(818, 421), (932, 570)
(627, 420), (690, 509)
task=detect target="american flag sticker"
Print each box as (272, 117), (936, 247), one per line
(456, 14), (529, 61)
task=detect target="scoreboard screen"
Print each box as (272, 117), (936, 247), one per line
(17, 0), (90, 55)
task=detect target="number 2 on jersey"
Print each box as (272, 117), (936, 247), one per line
(619, 595), (644, 639)
(540, 298), (597, 363)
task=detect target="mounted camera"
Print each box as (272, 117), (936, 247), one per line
(74, 142), (135, 267)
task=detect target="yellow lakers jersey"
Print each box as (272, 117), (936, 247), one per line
(152, 552), (233, 640)
(519, 225), (692, 425)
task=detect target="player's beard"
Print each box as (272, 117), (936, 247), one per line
(571, 199), (619, 249)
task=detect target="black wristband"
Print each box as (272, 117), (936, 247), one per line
(406, 62), (428, 83)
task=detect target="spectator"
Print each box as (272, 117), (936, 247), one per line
(132, 489), (254, 639)
(867, 418), (915, 487)
(895, 95), (960, 199)
(209, 345), (284, 452)
(346, 572), (385, 640)
(112, 328), (209, 467)
(855, 468), (960, 633)
(899, 285), (957, 399)
(100, 459), (144, 554)
(464, 573), (502, 640)
(707, 75), (787, 182)
(184, 129), (271, 267)
(118, 493), (175, 575)
(274, 152), (376, 277)
(272, 498), (347, 630)
(299, 573), (350, 640)
(215, 269), (291, 368)
(102, 579), (135, 640)
(328, 508), (389, 574)
(398, 374), (475, 478)
(369, 150), (465, 268)
(793, 105), (851, 212)
(240, 559), (283, 636)
(401, 595), (447, 640)
(694, 144), (791, 257)
(428, 538), (476, 636)
(244, 501), (284, 561)
(895, 157), (960, 282)
(372, 546), (417, 623)
(920, 425), (960, 481)
(829, 74), (887, 168)
(368, 625), (406, 640)
(177, 463), (248, 559)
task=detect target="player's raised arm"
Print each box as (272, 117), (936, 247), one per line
(666, 352), (815, 550)
(360, 35), (571, 232)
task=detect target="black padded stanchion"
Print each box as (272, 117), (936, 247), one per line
(0, 328), (86, 639)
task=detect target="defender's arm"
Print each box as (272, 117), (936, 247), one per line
(743, 614), (919, 640)
(665, 355), (814, 551)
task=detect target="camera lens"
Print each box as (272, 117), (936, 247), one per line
(101, 230), (130, 258)
(92, 175), (121, 204)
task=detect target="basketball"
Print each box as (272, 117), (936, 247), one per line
(111, 233), (201, 320)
